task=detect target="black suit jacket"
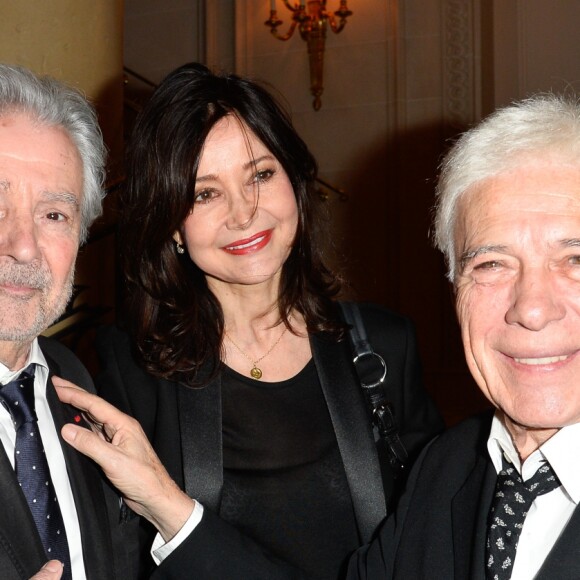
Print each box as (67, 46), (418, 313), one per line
(0, 337), (139, 580)
(347, 411), (580, 580)
(96, 304), (444, 579)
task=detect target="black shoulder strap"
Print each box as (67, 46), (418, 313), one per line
(339, 302), (408, 479)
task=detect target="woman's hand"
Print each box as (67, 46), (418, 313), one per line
(54, 377), (195, 542)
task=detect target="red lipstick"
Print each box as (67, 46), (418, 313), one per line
(222, 229), (273, 255)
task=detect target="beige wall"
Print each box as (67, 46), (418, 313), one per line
(0, 0), (124, 175)
(0, 1), (121, 93)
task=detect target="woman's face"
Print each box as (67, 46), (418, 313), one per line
(175, 116), (298, 291)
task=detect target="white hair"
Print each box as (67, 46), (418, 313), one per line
(0, 64), (106, 243)
(434, 94), (580, 282)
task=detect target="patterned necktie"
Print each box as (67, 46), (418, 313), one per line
(0, 365), (72, 580)
(485, 456), (561, 580)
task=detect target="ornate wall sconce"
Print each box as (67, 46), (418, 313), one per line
(265, 1), (353, 111)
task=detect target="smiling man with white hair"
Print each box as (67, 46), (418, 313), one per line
(348, 94), (580, 580)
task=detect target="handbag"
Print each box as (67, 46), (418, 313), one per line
(339, 302), (408, 480)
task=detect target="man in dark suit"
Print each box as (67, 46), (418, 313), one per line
(347, 94), (580, 579)
(0, 64), (139, 579)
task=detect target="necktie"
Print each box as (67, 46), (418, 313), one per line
(0, 365), (72, 580)
(485, 457), (561, 580)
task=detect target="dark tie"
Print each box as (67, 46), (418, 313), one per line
(485, 456), (561, 580)
(0, 365), (72, 580)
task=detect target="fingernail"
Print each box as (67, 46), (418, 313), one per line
(43, 560), (63, 572)
(61, 424), (77, 442)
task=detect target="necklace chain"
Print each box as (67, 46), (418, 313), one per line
(224, 316), (291, 380)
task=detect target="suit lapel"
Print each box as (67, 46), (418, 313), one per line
(177, 374), (223, 511)
(310, 333), (386, 543)
(44, 360), (116, 579)
(451, 453), (496, 580)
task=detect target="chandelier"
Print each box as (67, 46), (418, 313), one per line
(265, 1), (353, 111)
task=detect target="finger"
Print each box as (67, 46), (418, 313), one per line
(54, 377), (134, 435)
(61, 420), (126, 468)
(29, 560), (63, 580)
(52, 380), (112, 439)
(51, 375), (85, 392)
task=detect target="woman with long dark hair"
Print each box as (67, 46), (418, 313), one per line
(96, 62), (443, 579)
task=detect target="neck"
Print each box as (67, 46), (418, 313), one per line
(208, 277), (282, 330)
(0, 339), (33, 371)
(502, 413), (559, 462)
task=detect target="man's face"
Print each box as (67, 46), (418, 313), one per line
(455, 158), (580, 431)
(0, 113), (82, 348)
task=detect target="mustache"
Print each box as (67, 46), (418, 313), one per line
(0, 262), (51, 289)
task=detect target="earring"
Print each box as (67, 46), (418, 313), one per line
(176, 242), (185, 254)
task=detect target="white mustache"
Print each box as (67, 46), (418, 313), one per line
(0, 262), (50, 290)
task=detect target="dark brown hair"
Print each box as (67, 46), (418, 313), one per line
(121, 62), (344, 385)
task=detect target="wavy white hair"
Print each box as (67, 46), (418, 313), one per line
(434, 94), (580, 282)
(0, 64), (106, 243)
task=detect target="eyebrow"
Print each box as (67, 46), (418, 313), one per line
(459, 245), (507, 271)
(561, 238), (580, 248)
(0, 181), (80, 208)
(242, 154), (275, 171)
(459, 238), (580, 270)
(41, 191), (80, 209)
(195, 154), (276, 184)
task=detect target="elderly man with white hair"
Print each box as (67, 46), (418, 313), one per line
(0, 64), (141, 580)
(347, 94), (580, 580)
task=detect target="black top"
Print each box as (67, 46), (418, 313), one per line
(221, 360), (359, 579)
(94, 305), (445, 579)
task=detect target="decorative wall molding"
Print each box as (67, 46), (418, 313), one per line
(442, 0), (478, 129)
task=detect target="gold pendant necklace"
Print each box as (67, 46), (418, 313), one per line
(225, 317), (291, 380)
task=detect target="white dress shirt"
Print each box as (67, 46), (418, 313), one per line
(0, 339), (87, 579)
(151, 501), (203, 564)
(487, 412), (580, 579)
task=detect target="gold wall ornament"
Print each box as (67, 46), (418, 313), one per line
(265, 0), (353, 111)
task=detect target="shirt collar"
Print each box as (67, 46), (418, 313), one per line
(487, 412), (521, 472)
(541, 422), (580, 504)
(0, 338), (49, 385)
(487, 410), (580, 504)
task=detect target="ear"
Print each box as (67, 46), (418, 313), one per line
(173, 231), (183, 245)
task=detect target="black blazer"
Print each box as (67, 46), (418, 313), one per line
(0, 337), (140, 580)
(347, 411), (580, 580)
(96, 304), (444, 579)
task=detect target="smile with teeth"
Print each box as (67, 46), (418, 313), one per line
(514, 354), (569, 365)
(222, 229), (273, 255)
(226, 235), (266, 251)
